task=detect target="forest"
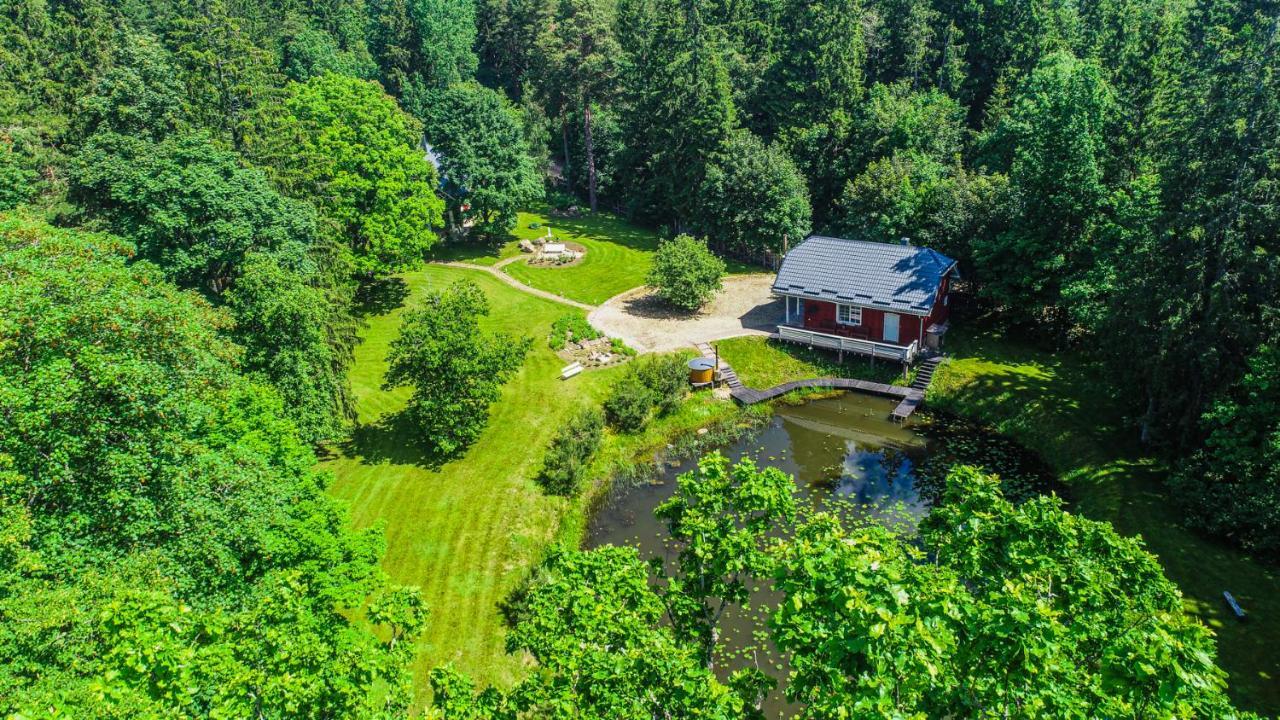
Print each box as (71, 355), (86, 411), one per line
(0, 0), (1277, 716)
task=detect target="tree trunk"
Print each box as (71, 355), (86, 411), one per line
(584, 99), (598, 212)
(560, 115), (572, 191)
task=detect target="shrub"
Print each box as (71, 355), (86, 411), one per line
(604, 355), (689, 431)
(646, 234), (726, 311)
(548, 313), (601, 350)
(635, 354), (687, 417)
(536, 406), (605, 496)
(604, 380), (653, 432)
(610, 337), (638, 357)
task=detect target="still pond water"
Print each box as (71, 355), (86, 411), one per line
(586, 393), (934, 717)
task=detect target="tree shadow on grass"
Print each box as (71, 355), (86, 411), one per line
(339, 410), (453, 470)
(356, 276), (410, 317)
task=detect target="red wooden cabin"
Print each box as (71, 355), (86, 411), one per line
(772, 236), (957, 360)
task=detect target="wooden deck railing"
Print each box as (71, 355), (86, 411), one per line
(777, 325), (919, 363)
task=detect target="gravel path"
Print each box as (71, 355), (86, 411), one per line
(435, 260), (596, 311)
(588, 275), (782, 353)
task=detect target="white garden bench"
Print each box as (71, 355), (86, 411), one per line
(560, 361), (583, 380)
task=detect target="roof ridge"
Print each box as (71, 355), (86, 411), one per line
(802, 235), (956, 266)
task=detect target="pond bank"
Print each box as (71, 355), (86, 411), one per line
(929, 330), (1280, 715)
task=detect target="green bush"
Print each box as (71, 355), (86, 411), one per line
(604, 380), (653, 432)
(548, 313), (601, 350)
(610, 337), (638, 357)
(646, 234), (726, 311)
(603, 355), (689, 431)
(635, 354), (687, 416)
(535, 406), (605, 496)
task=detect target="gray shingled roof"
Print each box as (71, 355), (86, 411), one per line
(772, 236), (957, 315)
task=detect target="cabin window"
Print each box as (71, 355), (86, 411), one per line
(836, 304), (861, 326)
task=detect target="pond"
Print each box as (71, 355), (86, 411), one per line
(586, 392), (930, 717)
(586, 391), (1057, 716)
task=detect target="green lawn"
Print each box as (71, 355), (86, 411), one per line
(326, 263), (755, 704)
(325, 265), (624, 693)
(431, 207), (758, 305)
(714, 336), (912, 389)
(929, 329), (1280, 715)
(503, 210), (664, 304)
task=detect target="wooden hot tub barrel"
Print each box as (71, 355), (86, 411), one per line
(688, 357), (715, 385)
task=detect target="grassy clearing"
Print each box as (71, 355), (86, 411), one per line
(432, 207), (757, 304)
(713, 335), (912, 389)
(929, 329), (1280, 715)
(325, 265), (624, 693)
(326, 262), (757, 703)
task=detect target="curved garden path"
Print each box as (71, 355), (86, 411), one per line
(435, 259), (596, 311)
(433, 262), (781, 353)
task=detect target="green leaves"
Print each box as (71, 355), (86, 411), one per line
(0, 216), (419, 718)
(646, 234), (726, 311)
(384, 279), (531, 456)
(283, 74), (446, 276)
(70, 130), (321, 293)
(695, 130), (812, 258)
(413, 82), (540, 239)
(535, 405), (605, 496)
(656, 453), (797, 667)
(436, 547), (753, 718)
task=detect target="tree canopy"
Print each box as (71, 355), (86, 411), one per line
(384, 279), (532, 456)
(282, 73), (446, 276)
(414, 82), (541, 239)
(0, 215), (421, 717)
(647, 234), (727, 310)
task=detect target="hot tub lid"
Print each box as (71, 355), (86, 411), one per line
(688, 357), (715, 371)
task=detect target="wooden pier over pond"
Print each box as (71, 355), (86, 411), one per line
(729, 377), (925, 421)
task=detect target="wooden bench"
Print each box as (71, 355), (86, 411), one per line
(560, 361), (583, 380)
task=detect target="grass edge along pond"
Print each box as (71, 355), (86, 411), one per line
(324, 262), (763, 702)
(930, 329), (1280, 715)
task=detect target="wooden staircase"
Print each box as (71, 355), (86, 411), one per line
(911, 355), (943, 392)
(694, 342), (742, 389)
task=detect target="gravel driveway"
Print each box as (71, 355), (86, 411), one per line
(588, 274), (782, 353)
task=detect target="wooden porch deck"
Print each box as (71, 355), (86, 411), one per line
(773, 325), (920, 364)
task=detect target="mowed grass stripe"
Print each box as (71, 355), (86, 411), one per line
(503, 210), (660, 305)
(324, 264), (622, 695)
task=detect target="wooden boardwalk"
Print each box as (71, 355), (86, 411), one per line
(729, 377), (925, 421)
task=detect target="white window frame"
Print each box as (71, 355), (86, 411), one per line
(836, 304), (862, 326)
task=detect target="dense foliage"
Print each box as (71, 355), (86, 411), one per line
(778, 467), (1246, 718)
(603, 354), (689, 431)
(535, 406), (605, 495)
(438, 457), (1254, 718)
(0, 216), (422, 717)
(385, 279), (532, 456)
(1172, 345), (1280, 557)
(275, 73), (446, 276)
(431, 546), (759, 718)
(694, 131), (812, 261)
(647, 234), (727, 310)
(415, 82), (540, 239)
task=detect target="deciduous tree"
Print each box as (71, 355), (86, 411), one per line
(646, 234), (726, 310)
(384, 279), (531, 455)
